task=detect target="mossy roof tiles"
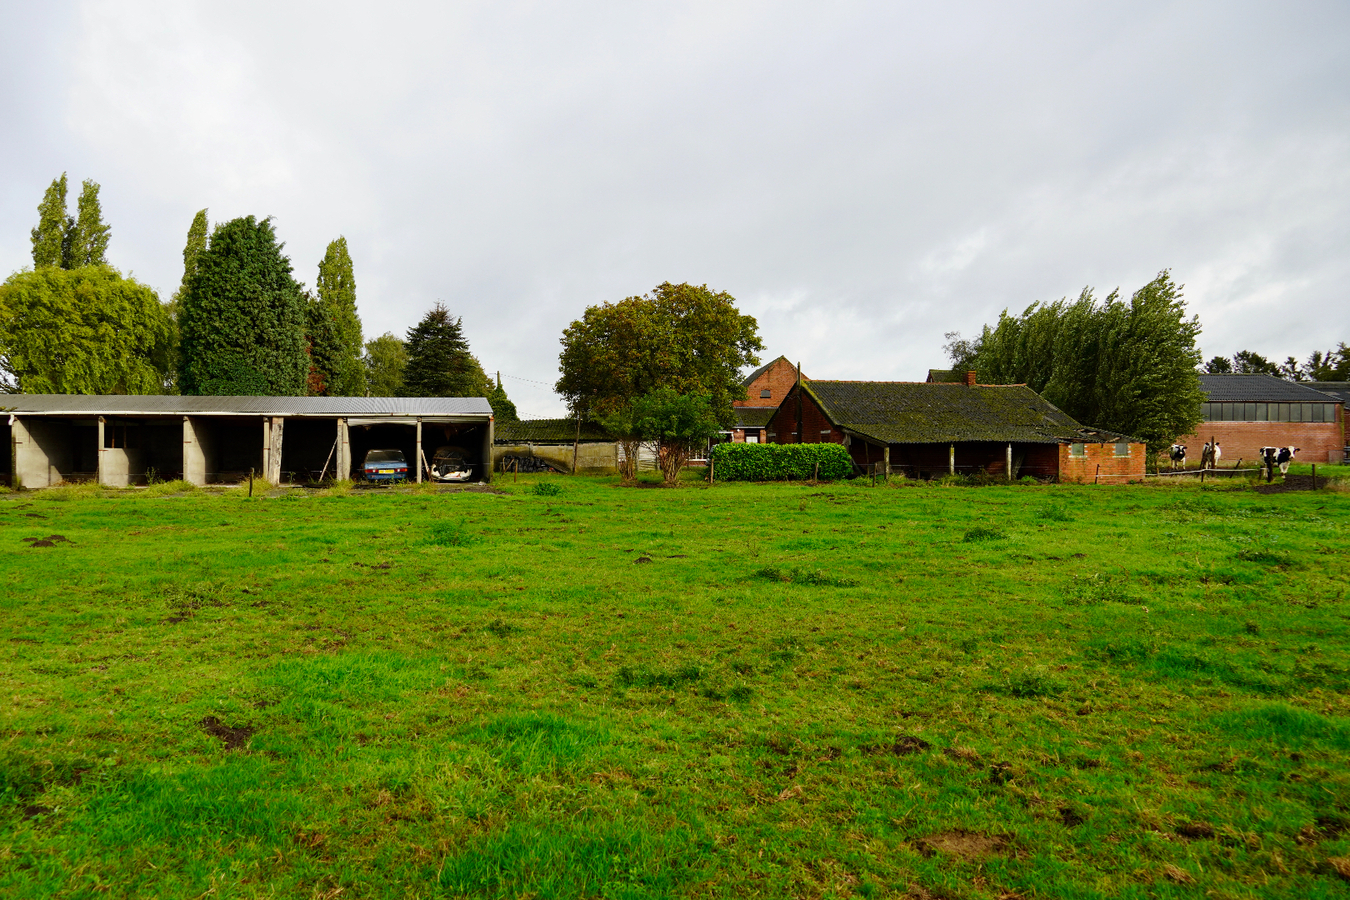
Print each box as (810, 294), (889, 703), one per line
(494, 418), (610, 444)
(802, 380), (1131, 445)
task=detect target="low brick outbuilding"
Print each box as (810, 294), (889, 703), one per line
(766, 377), (1145, 482)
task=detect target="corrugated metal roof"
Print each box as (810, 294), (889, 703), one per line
(1310, 381), (1350, 404)
(1, 394), (493, 417)
(803, 381), (1133, 445)
(1198, 374), (1339, 403)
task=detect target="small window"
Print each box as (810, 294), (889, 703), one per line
(1256, 403), (1269, 422)
(1114, 442), (1129, 457)
(1069, 443), (1086, 457)
(745, 435), (759, 444)
(760, 389), (771, 399)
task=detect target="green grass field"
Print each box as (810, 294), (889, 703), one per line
(2, 475), (1349, 899)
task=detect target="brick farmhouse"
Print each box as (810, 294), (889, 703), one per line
(727, 356), (802, 443)
(764, 374), (1146, 482)
(1174, 374), (1345, 466)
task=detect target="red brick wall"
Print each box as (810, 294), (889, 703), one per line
(1058, 442), (1147, 483)
(737, 358), (802, 407)
(767, 386), (841, 445)
(1173, 416), (1344, 465)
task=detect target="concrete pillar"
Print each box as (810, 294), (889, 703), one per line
(1006, 443), (1013, 482)
(183, 416), (207, 486)
(267, 417), (284, 483)
(97, 416), (107, 486)
(336, 418), (351, 481)
(883, 444), (890, 476)
(949, 443), (956, 475)
(415, 418), (423, 483)
(12, 417), (46, 489)
(484, 417), (494, 484)
(261, 418), (271, 481)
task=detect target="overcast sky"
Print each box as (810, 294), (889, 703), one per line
(2, 1), (1347, 416)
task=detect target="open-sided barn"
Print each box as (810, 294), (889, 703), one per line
(2, 395), (494, 487)
(766, 375), (1145, 482)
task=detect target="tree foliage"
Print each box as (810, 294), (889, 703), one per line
(177, 216), (309, 396)
(312, 236), (366, 396)
(946, 271), (1203, 454)
(179, 209), (209, 297)
(555, 282), (763, 428)
(68, 179), (111, 269)
(0, 266), (171, 394)
(30, 174), (70, 269)
(627, 387), (722, 484)
(1205, 346), (1349, 382)
(486, 375), (519, 423)
(402, 304), (486, 397)
(364, 333), (408, 396)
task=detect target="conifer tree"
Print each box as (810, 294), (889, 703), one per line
(177, 216), (309, 396)
(313, 237), (366, 395)
(403, 304), (486, 397)
(486, 373), (519, 422)
(30, 174), (70, 269)
(68, 179), (111, 268)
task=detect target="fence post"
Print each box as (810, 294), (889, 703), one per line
(1312, 464), (1317, 490)
(1094, 464), (1099, 485)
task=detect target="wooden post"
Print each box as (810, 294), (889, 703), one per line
(573, 413), (580, 474)
(1312, 464), (1317, 490)
(814, 461), (819, 482)
(795, 362), (803, 444)
(1094, 464), (1100, 485)
(710, 455), (714, 484)
(248, 467), (254, 497)
(949, 443), (955, 476)
(1006, 442), (1012, 482)
(883, 445), (890, 477)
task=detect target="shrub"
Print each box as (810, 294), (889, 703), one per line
(962, 526), (1007, 542)
(710, 443), (853, 482)
(531, 482), (562, 497)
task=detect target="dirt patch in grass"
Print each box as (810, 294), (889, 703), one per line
(1059, 806), (1086, 828)
(1254, 475), (1321, 494)
(918, 830), (1008, 859)
(864, 735), (932, 756)
(199, 716), (255, 749)
(1176, 821), (1216, 839)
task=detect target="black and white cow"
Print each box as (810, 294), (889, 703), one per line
(1201, 440), (1222, 469)
(1168, 444), (1187, 470)
(1259, 446), (1300, 476)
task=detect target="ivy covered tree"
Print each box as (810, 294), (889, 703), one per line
(178, 209), (209, 297)
(363, 332), (407, 396)
(945, 271), (1204, 454)
(312, 237), (365, 396)
(402, 304), (487, 397)
(30, 174), (71, 269)
(0, 266), (171, 394)
(555, 282), (763, 426)
(177, 216), (309, 396)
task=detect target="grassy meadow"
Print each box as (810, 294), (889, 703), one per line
(1, 473), (1349, 899)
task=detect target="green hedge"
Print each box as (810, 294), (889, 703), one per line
(709, 442), (854, 481)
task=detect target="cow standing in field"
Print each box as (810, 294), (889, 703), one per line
(1168, 444), (1187, 470)
(1259, 446), (1300, 481)
(1201, 441), (1222, 469)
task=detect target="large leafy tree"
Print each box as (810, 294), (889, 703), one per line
(402, 304), (487, 397)
(0, 266), (171, 394)
(177, 216), (309, 396)
(363, 332), (408, 396)
(312, 237), (365, 395)
(30, 174), (71, 269)
(946, 271), (1204, 454)
(631, 387), (721, 484)
(555, 282), (763, 427)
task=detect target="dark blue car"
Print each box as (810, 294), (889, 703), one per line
(362, 449), (409, 482)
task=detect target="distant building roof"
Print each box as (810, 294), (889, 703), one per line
(801, 381), (1132, 445)
(2, 394), (492, 417)
(925, 369), (962, 383)
(1311, 381), (1350, 405)
(734, 407), (776, 429)
(741, 355), (804, 388)
(494, 418), (610, 444)
(1198, 374), (1341, 403)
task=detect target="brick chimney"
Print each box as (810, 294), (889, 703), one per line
(965, 371), (977, 386)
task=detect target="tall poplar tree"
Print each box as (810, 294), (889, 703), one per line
(403, 304), (487, 397)
(67, 179), (111, 268)
(179, 209), (209, 296)
(177, 216), (309, 396)
(311, 236), (366, 395)
(30, 174), (70, 269)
